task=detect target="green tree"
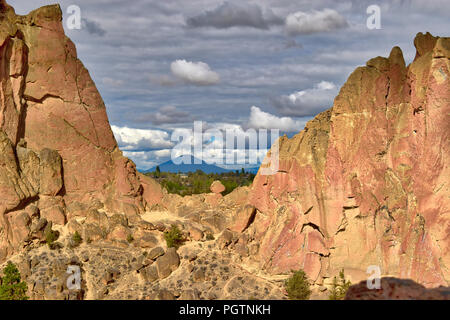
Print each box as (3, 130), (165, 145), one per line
(0, 262), (28, 300)
(328, 269), (352, 300)
(285, 269), (311, 300)
(154, 165), (161, 178)
(164, 225), (184, 248)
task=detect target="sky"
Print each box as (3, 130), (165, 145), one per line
(9, 0), (450, 170)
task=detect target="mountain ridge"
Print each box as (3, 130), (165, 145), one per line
(145, 156), (259, 174)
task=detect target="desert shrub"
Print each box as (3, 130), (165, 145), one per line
(221, 179), (239, 195)
(285, 269), (311, 300)
(328, 269), (351, 300)
(0, 262), (28, 300)
(45, 227), (59, 249)
(127, 234), (134, 243)
(72, 231), (82, 246)
(164, 225), (184, 248)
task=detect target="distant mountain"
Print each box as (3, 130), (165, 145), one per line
(145, 156), (259, 174)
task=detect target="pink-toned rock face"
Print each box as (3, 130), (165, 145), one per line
(0, 3), (162, 261)
(247, 33), (450, 288)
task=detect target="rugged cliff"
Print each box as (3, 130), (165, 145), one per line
(244, 32), (449, 288)
(0, 2), (162, 261)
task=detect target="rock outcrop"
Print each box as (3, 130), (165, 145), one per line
(245, 32), (449, 288)
(345, 277), (450, 300)
(0, 2), (162, 261)
(210, 180), (225, 194)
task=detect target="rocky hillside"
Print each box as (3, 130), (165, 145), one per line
(244, 32), (449, 288)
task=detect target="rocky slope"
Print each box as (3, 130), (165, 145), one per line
(243, 32), (449, 288)
(0, 2), (163, 261)
(3, 183), (286, 300)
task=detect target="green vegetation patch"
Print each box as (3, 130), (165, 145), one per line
(146, 168), (255, 196)
(164, 225), (184, 248)
(285, 269), (311, 300)
(0, 262), (28, 300)
(328, 269), (351, 300)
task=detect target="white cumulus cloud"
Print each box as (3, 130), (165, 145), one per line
(272, 81), (338, 117)
(285, 9), (348, 35)
(123, 150), (172, 171)
(247, 106), (305, 132)
(171, 60), (220, 85)
(111, 125), (174, 151)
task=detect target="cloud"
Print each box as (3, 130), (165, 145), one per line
(186, 2), (283, 30)
(14, 0), (449, 171)
(123, 150), (172, 170)
(171, 60), (220, 85)
(152, 106), (192, 125)
(81, 18), (107, 36)
(285, 9), (348, 35)
(102, 77), (124, 87)
(111, 125), (173, 151)
(284, 39), (303, 49)
(271, 81), (339, 117)
(247, 106), (305, 132)
(149, 74), (179, 87)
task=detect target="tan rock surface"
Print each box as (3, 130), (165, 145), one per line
(210, 180), (226, 194)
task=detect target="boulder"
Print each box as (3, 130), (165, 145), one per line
(230, 205), (256, 233)
(155, 247), (180, 279)
(345, 278), (450, 300)
(210, 180), (225, 194)
(188, 226), (204, 241)
(133, 230), (158, 248)
(140, 265), (158, 282)
(38, 196), (66, 226)
(147, 247), (165, 260)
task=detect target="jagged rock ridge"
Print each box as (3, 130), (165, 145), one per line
(242, 32), (449, 288)
(0, 2), (163, 261)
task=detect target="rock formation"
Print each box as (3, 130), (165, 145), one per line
(0, 2), (162, 261)
(0, 0), (448, 300)
(0, 3), (283, 300)
(345, 277), (450, 300)
(244, 32), (449, 288)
